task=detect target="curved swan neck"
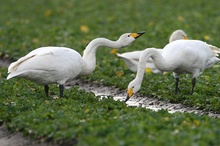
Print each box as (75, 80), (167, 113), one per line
(81, 38), (123, 75)
(83, 38), (122, 57)
(135, 48), (173, 83)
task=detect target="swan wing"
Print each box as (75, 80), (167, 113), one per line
(8, 47), (79, 73)
(117, 53), (139, 72)
(117, 49), (163, 72)
(117, 49), (162, 61)
(117, 51), (143, 60)
(8, 48), (54, 73)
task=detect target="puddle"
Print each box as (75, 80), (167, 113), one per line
(66, 79), (220, 118)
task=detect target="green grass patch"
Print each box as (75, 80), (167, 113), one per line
(1, 73), (220, 145)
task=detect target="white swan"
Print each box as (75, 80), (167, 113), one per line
(117, 30), (220, 73)
(7, 31), (145, 97)
(117, 29), (188, 73)
(125, 39), (220, 102)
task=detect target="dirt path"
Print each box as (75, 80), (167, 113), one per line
(66, 79), (220, 118)
(0, 124), (55, 146)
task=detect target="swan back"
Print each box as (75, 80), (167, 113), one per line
(163, 40), (214, 60)
(8, 47), (57, 73)
(7, 47), (83, 85)
(161, 40), (219, 76)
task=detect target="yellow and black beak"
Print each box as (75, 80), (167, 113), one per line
(130, 31), (145, 39)
(125, 88), (133, 102)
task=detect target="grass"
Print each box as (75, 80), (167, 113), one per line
(1, 70), (220, 146)
(1, 0), (220, 145)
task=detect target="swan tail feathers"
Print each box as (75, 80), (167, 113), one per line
(8, 51), (54, 73)
(208, 44), (220, 56)
(7, 70), (27, 80)
(7, 73), (15, 80)
(8, 55), (35, 73)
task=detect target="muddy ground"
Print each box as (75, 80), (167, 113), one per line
(0, 59), (220, 146)
(67, 79), (220, 118)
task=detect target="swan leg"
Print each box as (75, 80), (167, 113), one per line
(44, 85), (49, 97)
(59, 85), (64, 97)
(190, 78), (196, 95)
(175, 78), (179, 94)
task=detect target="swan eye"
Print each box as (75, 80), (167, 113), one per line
(132, 86), (134, 88)
(128, 35), (130, 37)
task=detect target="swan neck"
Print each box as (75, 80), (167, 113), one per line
(136, 48), (172, 81)
(81, 38), (122, 75)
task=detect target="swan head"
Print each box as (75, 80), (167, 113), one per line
(169, 29), (188, 42)
(118, 31), (145, 47)
(125, 79), (141, 102)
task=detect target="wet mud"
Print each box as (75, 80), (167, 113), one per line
(66, 79), (220, 118)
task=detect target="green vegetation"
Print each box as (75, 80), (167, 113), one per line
(1, 0), (220, 145)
